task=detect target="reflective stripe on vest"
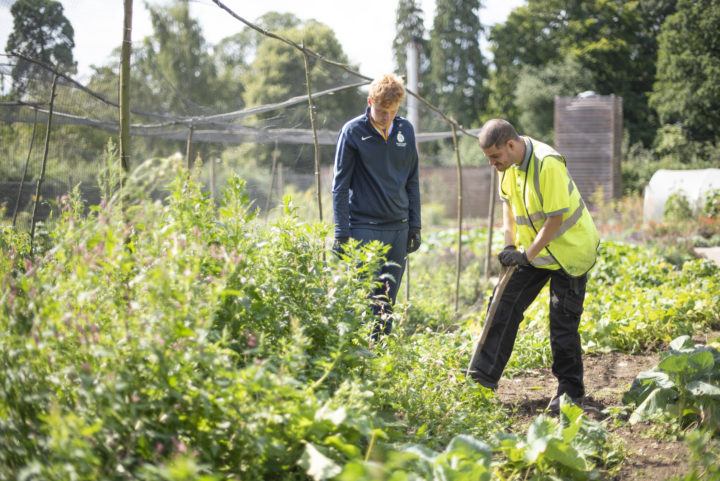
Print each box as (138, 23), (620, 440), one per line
(501, 138), (599, 276)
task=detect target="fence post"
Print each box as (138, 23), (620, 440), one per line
(278, 163), (284, 201)
(265, 139), (279, 222)
(186, 125), (195, 170)
(210, 156), (217, 204)
(303, 49), (323, 222)
(30, 75), (58, 252)
(119, 0), (133, 174)
(405, 256), (411, 301)
(451, 124), (463, 312)
(484, 168), (497, 281)
(12, 109), (38, 228)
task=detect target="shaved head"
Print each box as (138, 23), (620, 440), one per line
(478, 119), (521, 149)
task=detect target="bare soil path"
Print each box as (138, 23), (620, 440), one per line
(695, 246), (720, 267)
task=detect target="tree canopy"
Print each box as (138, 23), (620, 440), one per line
(238, 16), (363, 169)
(5, 0), (76, 97)
(392, 0), (427, 79)
(487, 0), (677, 145)
(426, 0), (488, 128)
(136, 0), (219, 115)
(650, 0), (720, 143)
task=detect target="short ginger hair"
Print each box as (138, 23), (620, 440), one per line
(368, 74), (405, 108)
(478, 119), (521, 149)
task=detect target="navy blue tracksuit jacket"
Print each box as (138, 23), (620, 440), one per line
(332, 107), (421, 238)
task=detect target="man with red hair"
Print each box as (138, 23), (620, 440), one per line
(332, 74), (422, 338)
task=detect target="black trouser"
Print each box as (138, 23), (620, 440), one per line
(470, 264), (587, 399)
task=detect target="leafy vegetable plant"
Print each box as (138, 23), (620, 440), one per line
(491, 400), (612, 480)
(623, 335), (720, 431)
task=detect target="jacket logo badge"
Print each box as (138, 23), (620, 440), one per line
(396, 131), (406, 147)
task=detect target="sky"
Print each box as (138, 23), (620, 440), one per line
(1, 0), (525, 82)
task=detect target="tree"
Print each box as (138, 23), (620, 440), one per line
(514, 55), (594, 143)
(212, 12), (303, 111)
(649, 0), (720, 143)
(239, 17), (363, 169)
(488, 0), (677, 145)
(135, 0), (218, 115)
(392, 0), (427, 78)
(5, 0), (76, 97)
(485, 2), (558, 126)
(426, 0), (488, 128)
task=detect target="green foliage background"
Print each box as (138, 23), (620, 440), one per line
(2, 156), (719, 479)
(3, 1), (720, 477)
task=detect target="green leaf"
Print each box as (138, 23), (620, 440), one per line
(525, 416), (555, 463)
(560, 403), (584, 443)
(629, 387), (679, 423)
(445, 434), (492, 459)
(669, 335), (694, 350)
(324, 435), (362, 459)
(624, 370), (674, 406)
(658, 352), (689, 374)
(688, 350), (715, 372)
(687, 380), (720, 398)
(299, 443), (342, 481)
(544, 438), (587, 471)
(315, 404), (347, 426)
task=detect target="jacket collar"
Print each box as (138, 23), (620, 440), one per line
(365, 106), (398, 139)
(517, 136), (533, 172)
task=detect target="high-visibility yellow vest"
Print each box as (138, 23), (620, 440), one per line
(499, 137), (600, 277)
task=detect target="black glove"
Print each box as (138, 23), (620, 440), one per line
(407, 228), (421, 254)
(332, 237), (348, 255)
(497, 245), (516, 262)
(498, 245), (529, 266)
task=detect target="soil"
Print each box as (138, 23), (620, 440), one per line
(492, 332), (720, 480)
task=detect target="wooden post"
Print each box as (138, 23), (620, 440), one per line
(451, 124), (463, 312)
(278, 163), (284, 200)
(12, 109), (38, 227)
(119, 0), (133, 174)
(30, 75), (58, 252)
(405, 256), (411, 301)
(265, 139), (279, 222)
(186, 125), (195, 169)
(210, 156), (216, 204)
(303, 49), (323, 222)
(484, 168), (497, 281)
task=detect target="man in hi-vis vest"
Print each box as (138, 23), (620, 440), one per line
(470, 119), (599, 413)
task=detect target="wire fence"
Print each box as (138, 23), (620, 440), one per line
(1, 0), (500, 308)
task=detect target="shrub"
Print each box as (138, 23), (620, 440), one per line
(664, 191), (694, 222)
(0, 157), (385, 480)
(701, 188), (720, 218)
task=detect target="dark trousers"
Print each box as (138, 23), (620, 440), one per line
(470, 264), (587, 398)
(351, 226), (408, 336)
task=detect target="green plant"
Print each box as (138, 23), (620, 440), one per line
(701, 188), (720, 218)
(369, 330), (511, 450)
(5, 151), (720, 480)
(0, 157), (387, 480)
(623, 335), (720, 431)
(491, 400), (615, 480)
(339, 434), (493, 481)
(671, 429), (720, 481)
(664, 191), (694, 223)
(581, 242), (720, 353)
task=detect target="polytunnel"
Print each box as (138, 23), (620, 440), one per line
(643, 168), (720, 222)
